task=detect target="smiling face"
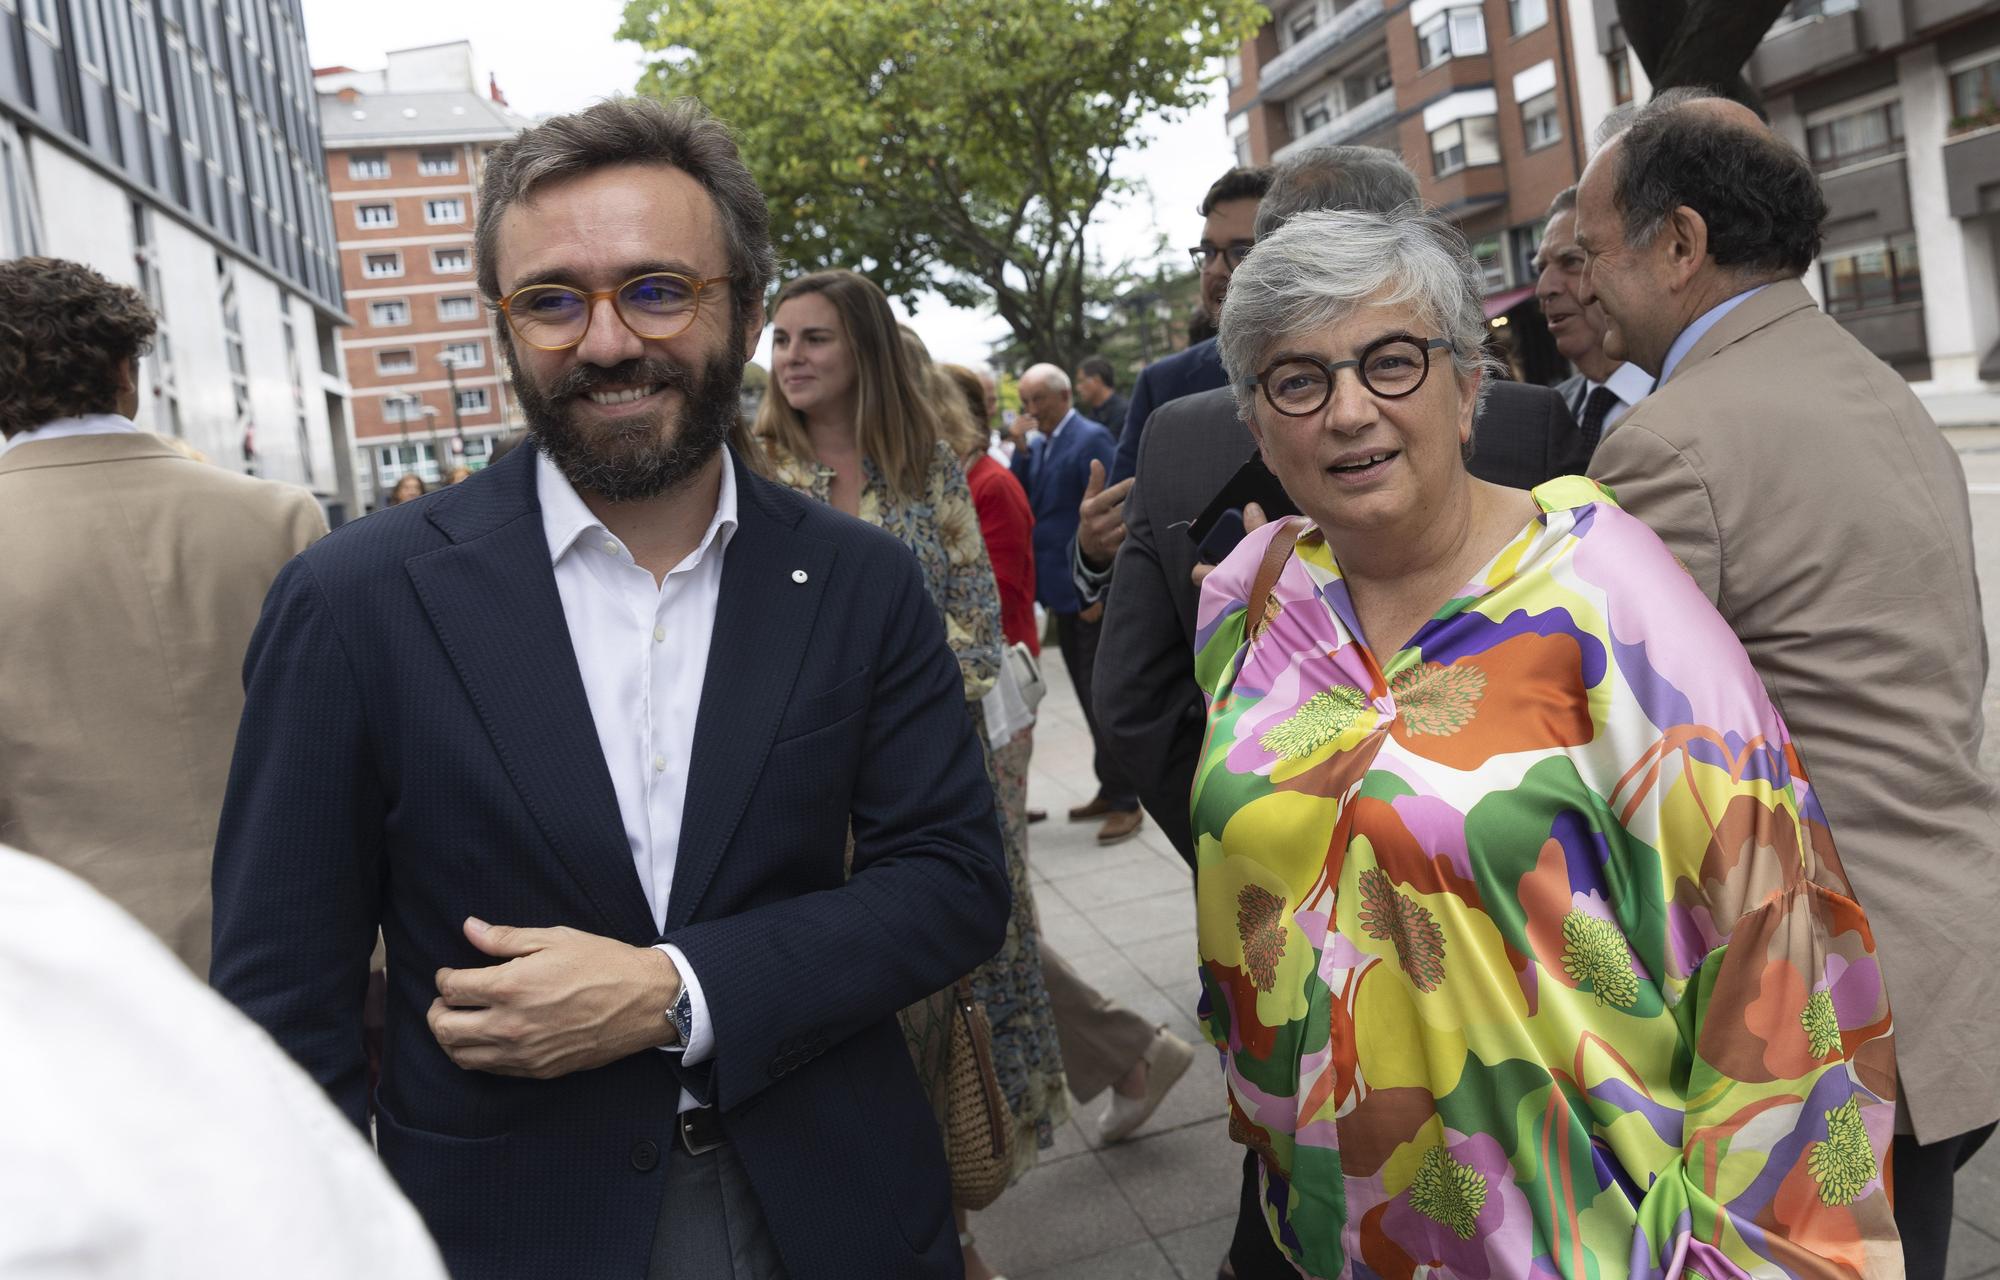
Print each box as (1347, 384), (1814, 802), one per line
(490, 161), (760, 502)
(1572, 143), (1679, 374)
(1534, 209), (1613, 369)
(769, 290), (859, 423)
(1242, 294), (1478, 542)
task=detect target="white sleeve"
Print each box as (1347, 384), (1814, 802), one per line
(653, 942), (713, 1064)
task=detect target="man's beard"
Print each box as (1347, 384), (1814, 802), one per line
(506, 330), (745, 503)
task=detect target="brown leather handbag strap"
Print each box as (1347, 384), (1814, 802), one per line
(954, 977), (1007, 1157)
(1243, 517), (1302, 638)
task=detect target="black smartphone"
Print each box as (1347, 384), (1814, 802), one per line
(1188, 453), (1300, 564)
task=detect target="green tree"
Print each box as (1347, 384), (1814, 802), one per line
(618, 0), (1266, 369)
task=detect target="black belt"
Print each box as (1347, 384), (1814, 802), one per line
(678, 1105), (726, 1156)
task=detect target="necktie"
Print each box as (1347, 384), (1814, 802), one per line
(1579, 384), (1619, 454)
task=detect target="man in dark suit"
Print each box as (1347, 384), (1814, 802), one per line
(1006, 363), (1138, 841)
(210, 98), (1007, 1280)
(1073, 356), (1130, 440)
(1088, 145), (1581, 1280)
(1535, 185), (1650, 458)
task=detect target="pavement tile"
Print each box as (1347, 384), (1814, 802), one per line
(1094, 888), (1204, 948)
(1156, 1215), (1237, 1280)
(1037, 842), (1169, 884)
(1082, 1043), (1228, 1151)
(1054, 856), (1198, 912)
(1016, 1239), (1181, 1280)
(973, 1151), (1151, 1276)
(1095, 1116), (1245, 1237)
(1948, 1220), (2000, 1280)
(1121, 931), (1203, 996)
(1060, 942), (1160, 1004)
(1035, 900), (1115, 957)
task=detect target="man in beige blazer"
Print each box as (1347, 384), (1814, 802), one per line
(0, 257), (323, 977)
(1577, 93), (1999, 1279)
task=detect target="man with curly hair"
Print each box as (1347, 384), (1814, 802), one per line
(0, 256), (325, 976)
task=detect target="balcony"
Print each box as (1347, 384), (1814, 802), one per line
(1945, 126), (2000, 218)
(1818, 155), (1913, 243)
(1274, 87), (1399, 161)
(1259, 0), (1389, 100)
(1749, 5), (1869, 90)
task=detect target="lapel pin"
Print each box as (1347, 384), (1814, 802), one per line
(791, 569), (809, 584)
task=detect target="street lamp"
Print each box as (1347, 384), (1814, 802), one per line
(439, 353), (466, 459)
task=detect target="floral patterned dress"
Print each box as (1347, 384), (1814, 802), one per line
(763, 437), (1068, 1178)
(1191, 478), (1898, 1279)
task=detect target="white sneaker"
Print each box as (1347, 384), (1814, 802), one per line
(1098, 1028), (1196, 1144)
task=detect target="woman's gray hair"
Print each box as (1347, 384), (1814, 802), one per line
(1218, 207), (1499, 423)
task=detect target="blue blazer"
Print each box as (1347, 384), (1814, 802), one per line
(210, 445), (1008, 1280)
(1010, 410), (1115, 614)
(1110, 337), (1229, 485)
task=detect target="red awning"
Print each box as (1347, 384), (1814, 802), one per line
(1482, 285), (1537, 319)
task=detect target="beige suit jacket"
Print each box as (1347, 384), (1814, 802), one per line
(1591, 279), (2000, 1142)
(0, 433), (324, 977)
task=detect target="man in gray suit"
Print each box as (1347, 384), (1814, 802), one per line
(1536, 185), (1651, 457)
(1578, 90), (2000, 1280)
(1089, 145), (1583, 1280)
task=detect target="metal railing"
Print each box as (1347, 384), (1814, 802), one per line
(1273, 87), (1399, 161)
(1260, 0), (1389, 100)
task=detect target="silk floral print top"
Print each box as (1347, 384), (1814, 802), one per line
(1190, 477), (1899, 1280)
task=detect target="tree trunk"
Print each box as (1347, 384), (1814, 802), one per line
(1615, 0), (1792, 115)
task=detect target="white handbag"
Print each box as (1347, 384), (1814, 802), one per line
(981, 642), (1045, 748)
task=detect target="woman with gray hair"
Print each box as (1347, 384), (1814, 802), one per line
(1191, 209), (1898, 1277)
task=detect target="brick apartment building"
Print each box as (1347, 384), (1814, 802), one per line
(315, 42), (526, 506)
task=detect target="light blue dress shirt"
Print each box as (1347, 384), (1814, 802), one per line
(1656, 285), (1768, 386)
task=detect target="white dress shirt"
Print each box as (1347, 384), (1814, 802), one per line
(0, 411), (139, 456)
(538, 448), (737, 1111)
(1581, 361), (1655, 437)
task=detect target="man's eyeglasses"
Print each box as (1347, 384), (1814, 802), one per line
(1243, 336), (1454, 416)
(1188, 243), (1253, 271)
(496, 271), (732, 352)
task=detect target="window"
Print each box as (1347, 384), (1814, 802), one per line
(418, 150), (459, 176)
(369, 299), (411, 326)
(377, 349), (416, 375)
(1822, 237), (1922, 313)
(1521, 89), (1562, 151)
(1417, 6), (1486, 69)
(443, 341), (485, 368)
(348, 153), (388, 180)
(1224, 52), (1243, 90)
(1234, 134), (1253, 166)
(432, 246), (471, 273)
(437, 295), (478, 322)
(424, 198), (465, 224)
(1510, 0), (1547, 34)
(1607, 24), (1634, 105)
(1781, 0), (1858, 19)
(456, 388), (491, 413)
(1301, 95), (1333, 133)
(1469, 237), (1507, 291)
(363, 251), (403, 278)
(1806, 100), (1903, 170)
(1289, 6), (1320, 42)
(355, 202), (395, 227)
(1429, 116), (1499, 176)
(1950, 56), (2000, 132)
(382, 397), (425, 424)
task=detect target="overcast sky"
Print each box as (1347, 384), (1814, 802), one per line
(301, 0), (1237, 367)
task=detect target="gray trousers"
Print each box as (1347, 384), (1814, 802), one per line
(647, 1139), (789, 1280)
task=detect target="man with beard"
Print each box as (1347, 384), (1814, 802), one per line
(210, 97), (1008, 1280)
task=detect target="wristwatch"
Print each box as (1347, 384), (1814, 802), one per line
(667, 984), (694, 1048)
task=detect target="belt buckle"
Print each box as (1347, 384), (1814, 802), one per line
(678, 1107), (725, 1157)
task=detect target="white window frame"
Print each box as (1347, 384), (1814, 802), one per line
(355, 202), (395, 228)
(369, 299), (411, 326)
(443, 341), (485, 369)
(1510, 0), (1548, 35)
(417, 150), (459, 176)
(348, 153), (388, 180)
(376, 349), (416, 375)
(455, 387), (491, 414)
(437, 294), (479, 322)
(431, 246), (471, 273)
(424, 198), (465, 225)
(1429, 116), (1500, 177)
(1521, 90), (1562, 151)
(1289, 4), (1321, 43)
(362, 251), (403, 279)
(1300, 93), (1333, 133)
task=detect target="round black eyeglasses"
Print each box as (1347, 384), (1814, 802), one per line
(1242, 336), (1454, 416)
(1188, 243), (1253, 270)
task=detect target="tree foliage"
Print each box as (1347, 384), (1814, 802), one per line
(1615, 0), (1792, 114)
(617, 0), (1266, 368)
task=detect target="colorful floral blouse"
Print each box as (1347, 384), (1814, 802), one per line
(1190, 477), (1899, 1280)
(762, 438), (1001, 704)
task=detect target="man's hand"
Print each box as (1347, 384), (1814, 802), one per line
(428, 917), (680, 1079)
(1189, 502), (1267, 591)
(1077, 460), (1134, 569)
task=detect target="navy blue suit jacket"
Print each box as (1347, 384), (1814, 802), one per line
(210, 445), (1008, 1280)
(1109, 337), (1229, 485)
(1010, 410), (1114, 614)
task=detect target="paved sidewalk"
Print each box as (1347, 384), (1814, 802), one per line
(972, 655), (2000, 1279)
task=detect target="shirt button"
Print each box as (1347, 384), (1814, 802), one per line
(602, 539), (619, 555)
(653, 625), (666, 643)
(653, 755), (667, 772)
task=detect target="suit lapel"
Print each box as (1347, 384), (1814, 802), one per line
(403, 449), (656, 942)
(666, 457), (836, 930)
